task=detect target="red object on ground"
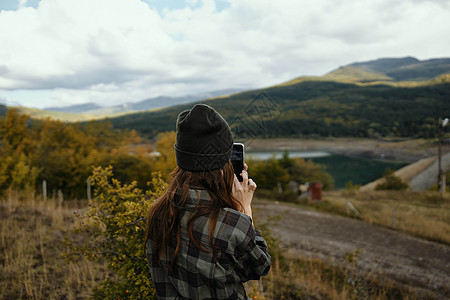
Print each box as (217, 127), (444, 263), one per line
(308, 182), (322, 201)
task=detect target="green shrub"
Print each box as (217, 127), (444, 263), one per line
(248, 151), (334, 191)
(345, 181), (361, 191)
(375, 169), (408, 190)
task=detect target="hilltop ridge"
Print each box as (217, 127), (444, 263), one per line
(349, 56), (450, 81)
(281, 56), (450, 86)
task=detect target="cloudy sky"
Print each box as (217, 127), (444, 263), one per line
(0, 0), (449, 109)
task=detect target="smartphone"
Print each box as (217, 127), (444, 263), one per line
(231, 143), (245, 182)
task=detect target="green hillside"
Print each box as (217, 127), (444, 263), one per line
(322, 66), (393, 83)
(282, 57), (450, 86)
(108, 74), (450, 140)
(106, 57), (450, 139)
(350, 57), (450, 81)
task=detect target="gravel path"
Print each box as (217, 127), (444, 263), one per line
(254, 200), (450, 298)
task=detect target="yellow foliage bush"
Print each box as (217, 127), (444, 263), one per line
(65, 166), (167, 299)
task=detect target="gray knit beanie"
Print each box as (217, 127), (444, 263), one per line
(175, 104), (233, 172)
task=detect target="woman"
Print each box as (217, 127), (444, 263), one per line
(145, 104), (271, 299)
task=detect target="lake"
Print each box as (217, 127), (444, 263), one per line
(247, 151), (407, 189)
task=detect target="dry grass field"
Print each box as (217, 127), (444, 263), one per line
(322, 190), (450, 245)
(1, 189), (447, 299)
(0, 191), (110, 299)
(252, 190), (450, 299)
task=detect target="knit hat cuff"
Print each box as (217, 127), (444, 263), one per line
(175, 144), (232, 172)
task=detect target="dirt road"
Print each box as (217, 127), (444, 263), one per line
(253, 200), (450, 298)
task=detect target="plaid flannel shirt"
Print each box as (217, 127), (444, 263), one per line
(146, 189), (271, 300)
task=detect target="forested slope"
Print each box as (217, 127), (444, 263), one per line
(108, 77), (450, 139)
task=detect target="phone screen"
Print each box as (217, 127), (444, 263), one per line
(231, 143), (244, 182)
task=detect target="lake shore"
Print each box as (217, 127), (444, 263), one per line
(245, 137), (446, 163)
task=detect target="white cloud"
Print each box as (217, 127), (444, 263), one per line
(0, 0), (449, 108)
(18, 0), (28, 9)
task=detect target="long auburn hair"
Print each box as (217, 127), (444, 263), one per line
(144, 160), (242, 266)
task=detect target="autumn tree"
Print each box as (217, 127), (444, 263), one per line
(153, 131), (177, 179)
(0, 109), (160, 198)
(0, 109), (39, 191)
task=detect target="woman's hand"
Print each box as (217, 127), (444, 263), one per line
(232, 163), (257, 219)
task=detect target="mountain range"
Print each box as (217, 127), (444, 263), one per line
(42, 89), (242, 116)
(2, 56), (450, 139)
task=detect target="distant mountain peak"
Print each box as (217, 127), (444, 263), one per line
(45, 102), (103, 113)
(41, 89), (243, 116)
(351, 56), (420, 69)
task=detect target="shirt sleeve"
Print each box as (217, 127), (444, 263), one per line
(232, 218), (271, 282)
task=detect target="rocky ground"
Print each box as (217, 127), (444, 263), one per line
(253, 200), (450, 299)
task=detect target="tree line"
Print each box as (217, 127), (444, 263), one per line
(1, 108), (338, 199)
(0, 109), (176, 199)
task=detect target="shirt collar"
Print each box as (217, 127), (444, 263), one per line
(186, 189), (212, 206)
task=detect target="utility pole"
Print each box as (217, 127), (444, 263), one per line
(438, 117), (449, 194)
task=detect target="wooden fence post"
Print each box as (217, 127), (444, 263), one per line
(42, 180), (47, 201)
(392, 208), (397, 228)
(57, 189), (63, 206)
